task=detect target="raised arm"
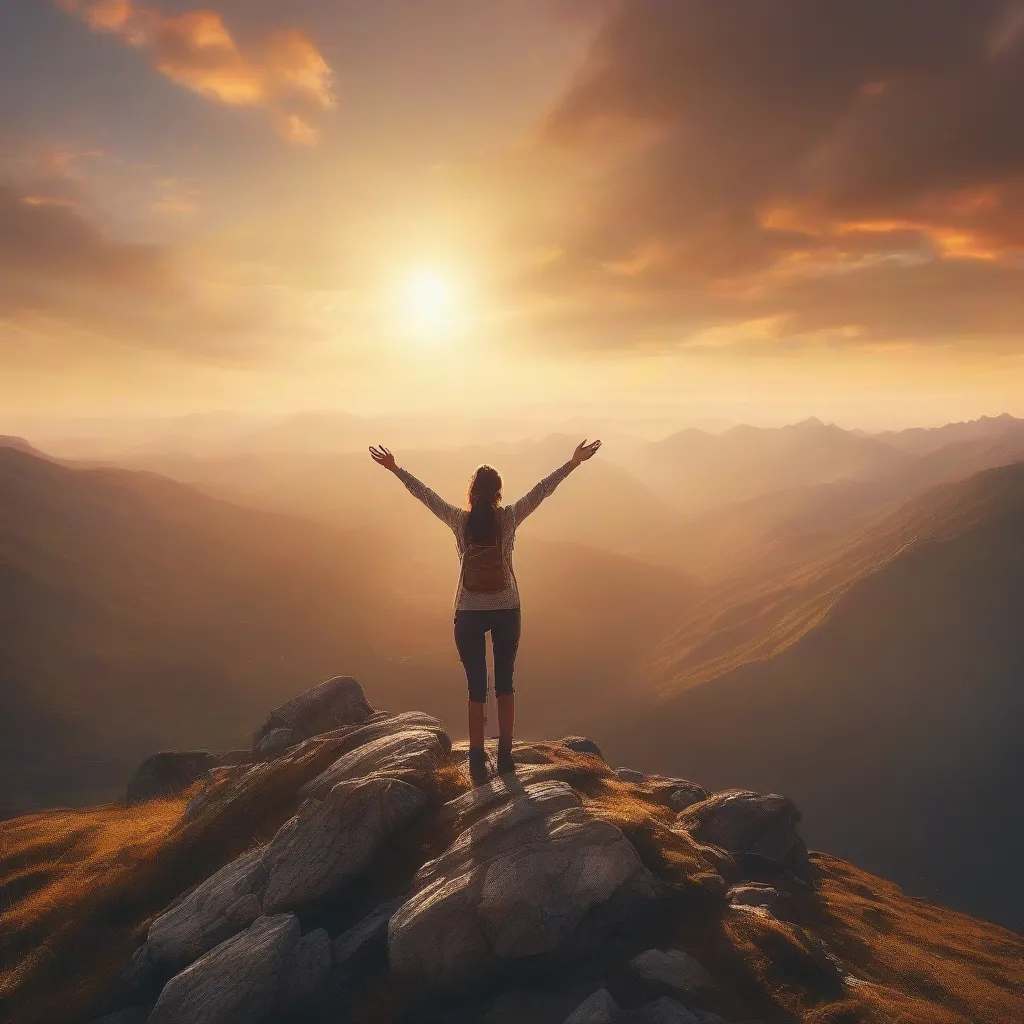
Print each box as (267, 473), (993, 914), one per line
(508, 438), (601, 527)
(369, 445), (462, 531)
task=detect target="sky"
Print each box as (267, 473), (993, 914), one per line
(3, 0), (1024, 429)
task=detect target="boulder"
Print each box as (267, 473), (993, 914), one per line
(676, 790), (810, 882)
(413, 781), (583, 890)
(256, 728), (296, 758)
(126, 750), (219, 805)
(280, 927), (331, 1005)
(332, 898), (403, 965)
(251, 675), (373, 751)
(146, 846), (269, 971)
(389, 802), (660, 989)
(564, 987), (620, 1024)
(147, 914), (301, 1024)
(323, 709), (449, 748)
(262, 776), (426, 914)
(299, 729), (448, 801)
(629, 948), (716, 994)
(667, 783), (708, 813)
(559, 736), (605, 761)
(615, 768), (648, 784)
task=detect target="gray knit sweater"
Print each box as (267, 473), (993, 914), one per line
(393, 460), (577, 610)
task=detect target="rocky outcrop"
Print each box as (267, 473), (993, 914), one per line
(126, 751), (219, 805)
(145, 846), (269, 972)
(559, 736), (605, 760)
(146, 914), (302, 1024)
(251, 675), (373, 754)
(262, 776), (425, 913)
(629, 948), (716, 994)
(389, 780), (662, 989)
(676, 789), (810, 882)
(666, 783), (708, 813)
(96, 676), (839, 1024)
(299, 728), (447, 800)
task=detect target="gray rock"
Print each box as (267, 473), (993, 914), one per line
(676, 789), (809, 882)
(256, 728), (296, 758)
(438, 773), (525, 828)
(728, 884), (785, 914)
(322, 709), (450, 749)
(630, 949), (716, 994)
(692, 1012), (726, 1024)
(667, 783), (708, 813)
(615, 768), (648, 784)
(413, 781), (583, 890)
(146, 846), (268, 971)
(262, 776), (426, 913)
(332, 898), (402, 964)
(389, 804), (660, 989)
(624, 998), (700, 1024)
(564, 987), (620, 1024)
(147, 913), (300, 1024)
(251, 675), (373, 750)
(559, 736), (605, 761)
(126, 750), (219, 805)
(281, 927), (331, 1005)
(299, 729), (447, 801)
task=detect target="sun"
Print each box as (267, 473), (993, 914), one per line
(397, 268), (459, 338)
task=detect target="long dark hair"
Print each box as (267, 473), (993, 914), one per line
(466, 464), (502, 543)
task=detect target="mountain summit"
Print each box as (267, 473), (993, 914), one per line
(2, 678), (1020, 1024)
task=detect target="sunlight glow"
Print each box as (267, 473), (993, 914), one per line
(399, 269), (455, 338)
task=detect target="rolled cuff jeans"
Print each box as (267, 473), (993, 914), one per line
(453, 608), (521, 702)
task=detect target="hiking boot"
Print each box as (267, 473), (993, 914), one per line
(496, 743), (515, 775)
(468, 747), (489, 787)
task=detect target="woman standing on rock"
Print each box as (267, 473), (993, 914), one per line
(368, 440), (602, 785)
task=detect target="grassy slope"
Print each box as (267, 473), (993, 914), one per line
(1, 744), (1020, 1024)
(609, 464), (1024, 928)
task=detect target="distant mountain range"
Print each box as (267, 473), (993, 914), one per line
(605, 460), (1024, 929)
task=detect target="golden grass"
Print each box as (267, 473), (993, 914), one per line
(808, 853), (1024, 1024)
(0, 797), (188, 1024)
(3, 746), (1021, 1024)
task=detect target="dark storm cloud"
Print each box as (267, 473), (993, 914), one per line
(536, 0), (1024, 347)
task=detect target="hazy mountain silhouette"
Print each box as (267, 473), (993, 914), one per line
(0, 446), (694, 813)
(632, 418), (910, 512)
(872, 412), (1024, 455)
(607, 461), (1024, 928)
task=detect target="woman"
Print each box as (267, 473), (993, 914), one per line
(368, 439), (602, 784)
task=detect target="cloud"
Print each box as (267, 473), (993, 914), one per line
(57, 0), (334, 143)
(529, 0), (1024, 350)
(0, 183), (312, 359)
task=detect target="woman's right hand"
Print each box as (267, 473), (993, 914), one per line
(369, 445), (397, 472)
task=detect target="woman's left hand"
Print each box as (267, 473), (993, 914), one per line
(571, 439), (602, 465)
(369, 445), (397, 471)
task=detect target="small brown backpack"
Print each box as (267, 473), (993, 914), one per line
(461, 516), (508, 592)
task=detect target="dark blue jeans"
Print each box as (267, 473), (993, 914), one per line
(454, 608), (521, 702)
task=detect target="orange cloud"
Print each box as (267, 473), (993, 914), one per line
(57, 0), (334, 142)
